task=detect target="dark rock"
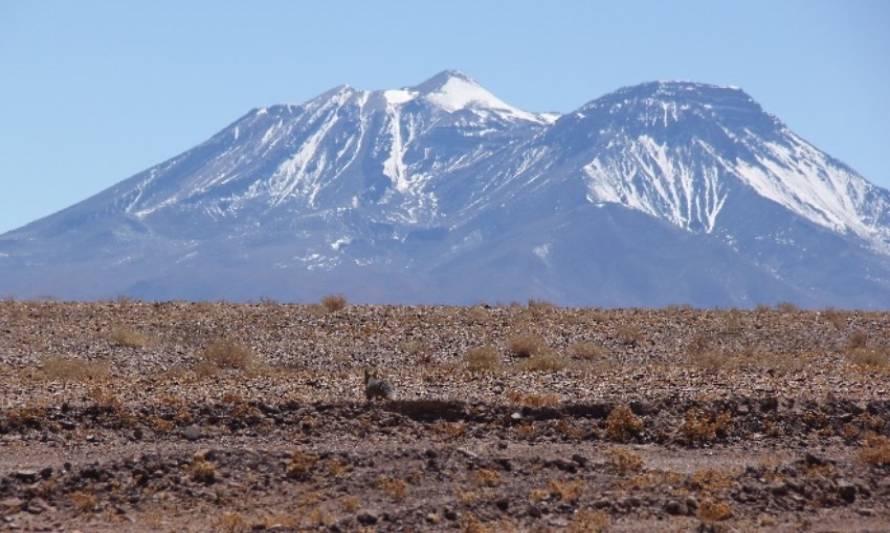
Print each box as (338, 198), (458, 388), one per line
(837, 480), (856, 503)
(12, 470), (38, 482)
(527, 505), (542, 518)
(444, 509), (458, 521)
(39, 467), (53, 480)
(495, 458), (512, 471)
(571, 454), (588, 467)
(496, 498), (509, 511)
(760, 397), (779, 412)
(665, 500), (687, 515)
(685, 496), (699, 510)
(804, 452), (824, 466)
(356, 511), (378, 526)
(770, 482), (788, 496)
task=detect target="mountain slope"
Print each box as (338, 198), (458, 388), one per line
(2, 72), (889, 307)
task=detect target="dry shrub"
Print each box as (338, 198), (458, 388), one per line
(465, 345), (501, 373)
(689, 351), (726, 372)
(568, 341), (604, 360)
(287, 450), (318, 480)
(515, 422), (538, 439)
(697, 499), (732, 522)
(723, 310), (744, 335)
(377, 476), (407, 501)
(325, 458), (349, 477)
(340, 496), (360, 512)
(616, 325), (644, 346)
(69, 490), (98, 513)
(108, 324), (149, 348)
(472, 469), (501, 487)
(568, 509), (610, 533)
(848, 347), (888, 370)
(605, 404), (643, 442)
(847, 329), (869, 350)
(87, 386), (122, 411)
(555, 419), (584, 440)
(506, 390), (560, 407)
(462, 516), (494, 533)
(607, 447), (644, 474)
(467, 306), (490, 322)
(433, 420), (467, 439)
(548, 479), (584, 502)
(858, 435), (890, 466)
(4, 406), (44, 430)
(822, 308), (847, 329)
(321, 294), (347, 313)
(527, 299), (555, 312)
(518, 351), (567, 373)
(507, 334), (546, 358)
(776, 301), (799, 313)
(217, 512), (250, 533)
(690, 469), (733, 491)
(39, 356), (110, 382)
(679, 410), (732, 444)
(189, 459), (216, 484)
(201, 339), (255, 370)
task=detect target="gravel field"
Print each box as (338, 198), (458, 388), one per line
(1, 300), (889, 531)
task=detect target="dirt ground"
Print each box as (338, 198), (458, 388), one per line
(1, 300), (889, 532)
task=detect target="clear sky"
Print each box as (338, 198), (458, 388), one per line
(1, 1), (888, 234)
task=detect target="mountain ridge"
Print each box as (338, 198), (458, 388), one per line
(2, 70), (889, 307)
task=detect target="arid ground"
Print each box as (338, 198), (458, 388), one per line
(1, 299), (889, 532)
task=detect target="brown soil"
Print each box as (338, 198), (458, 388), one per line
(1, 300), (889, 531)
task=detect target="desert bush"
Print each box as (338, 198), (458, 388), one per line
(822, 308), (847, 329)
(568, 341), (604, 360)
(320, 294), (347, 313)
(723, 310), (744, 334)
(507, 334), (546, 358)
(607, 447), (644, 474)
(377, 476), (407, 500)
(527, 298), (554, 311)
(200, 339), (255, 370)
(679, 409), (731, 444)
(568, 509), (610, 533)
(859, 435), (890, 466)
(69, 491), (99, 513)
(39, 356), (110, 382)
(848, 347), (888, 370)
(689, 350), (726, 372)
(506, 390), (560, 407)
(472, 469), (502, 487)
(433, 420), (467, 439)
(548, 478), (584, 502)
(697, 499), (732, 522)
(465, 345), (501, 373)
(518, 351), (567, 373)
(286, 450), (318, 480)
(847, 329), (869, 350)
(189, 459), (216, 484)
(108, 324), (149, 348)
(776, 301), (799, 313)
(605, 404), (643, 442)
(690, 468), (733, 491)
(616, 325), (644, 346)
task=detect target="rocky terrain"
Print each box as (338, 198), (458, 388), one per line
(1, 299), (889, 531)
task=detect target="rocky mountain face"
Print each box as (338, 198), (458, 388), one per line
(2, 71), (889, 307)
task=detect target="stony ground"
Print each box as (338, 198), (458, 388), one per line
(0, 299), (889, 532)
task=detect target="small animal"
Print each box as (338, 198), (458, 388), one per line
(363, 367), (394, 402)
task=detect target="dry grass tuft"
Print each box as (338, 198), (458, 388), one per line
(568, 509), (610, 533)
(200, 339), (255, 370)
(39, 356), (110, 382)
(506, 390), (560, 408)
(507, 334), (546, 358)
(433, 420), (467, 439)
(471, 469), (502, 487)
(848, 347), (888, 370)
(377, 476), (407, 501)
(690, 468), (734, 491)
(776, 301), (799, 313)
(616, 325), (644, 346)
(605, 404), (643, 442)
(679, 409), (732, 444)
(108, 324), (150, 348)
(518, 350), (567, 373)
(568, 341), (604, 360)
(286, 450), (318, 480)
(217, 512), (250, 533)
(822, 308), (847, 329)
(697, 499), (733, 522)
(189, 459), (216, 484)
(69, 490), (99, 513)
(548, 478), (584, 502)
(858, 435), (890, 466)
(847, 329), (869, 350)
(320, 294), (348, 313)
(607, 447), (644, 474)
(465, 345), (501, 373)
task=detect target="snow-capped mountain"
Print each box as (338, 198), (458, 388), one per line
(2, 71), (889, 307)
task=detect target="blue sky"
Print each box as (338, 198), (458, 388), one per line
(1, 0), (888, 233)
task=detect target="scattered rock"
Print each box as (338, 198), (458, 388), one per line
(356, 511), (378, 526)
